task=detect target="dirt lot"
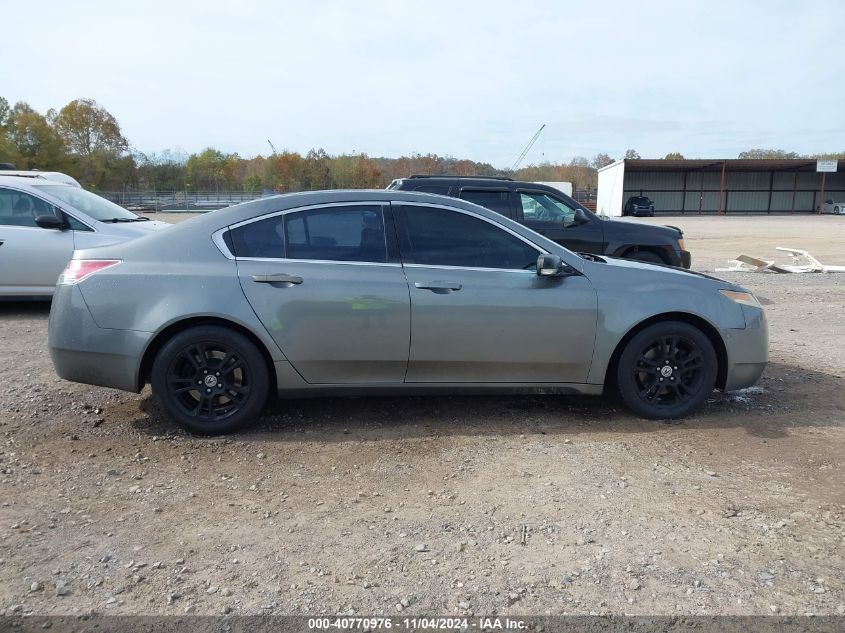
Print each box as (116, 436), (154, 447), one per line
(0, 215), (843, 617)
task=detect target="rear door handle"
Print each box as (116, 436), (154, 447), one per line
(251, 273), (303, 284)
(414, 281), (462, 294)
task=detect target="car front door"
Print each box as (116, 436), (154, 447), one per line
(232, 202), (411, 384)
(513, 189), (605, 254)
(0, 187), (75, 296)
(395, 203), (598, 384)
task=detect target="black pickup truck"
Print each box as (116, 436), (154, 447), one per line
(387, 176), (691, 268)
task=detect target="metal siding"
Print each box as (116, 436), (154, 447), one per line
(596, 161), (625, 217)
(772, 172), (796, 190)
(725, 172), (770, 191)
(794, 191), (815, 211)
(727, 191), (769, 212)
(769, 192), (794, 211)
(624, 172), (685, 191)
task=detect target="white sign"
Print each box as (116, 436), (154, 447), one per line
(817, 160), (837, 173)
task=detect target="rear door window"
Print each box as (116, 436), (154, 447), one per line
(285, 205), (387, 263)
(458, 189), (512, 217)
(229, 215), (286, 258)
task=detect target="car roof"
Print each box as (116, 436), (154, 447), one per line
(0, 171), (82, 187)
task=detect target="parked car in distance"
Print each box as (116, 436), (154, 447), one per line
(624, 195), (656, 217)
(0, 170), (82, 187)
(388, 176), (690, 267)
(48, 190), (767, 435)
(822, 199), (845, 215)
(0, 176), (169, 297)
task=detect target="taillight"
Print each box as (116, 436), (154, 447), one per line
(59, 259), (121, 285)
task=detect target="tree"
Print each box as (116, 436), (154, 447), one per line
(0, 96), (18, 165)
(664, 152), (685, 160)
(737, 149), (799, 159)
(185, 148), (232, 190)
(50, 99), (128, 157)
(592, 153), (614, 169)
(624, 149), (641, 160)
(6, 102), (66, 170)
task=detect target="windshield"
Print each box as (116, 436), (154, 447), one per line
(32, 185), (141, 222)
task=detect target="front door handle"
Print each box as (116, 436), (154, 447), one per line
(252, 273), (303, 285)
(414, 281), (462, 294)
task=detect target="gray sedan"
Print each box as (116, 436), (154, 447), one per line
(0, 175), (168, 297)
(47, 190), (768, 434)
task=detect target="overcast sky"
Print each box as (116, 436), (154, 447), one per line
(2, 0), (843, 167)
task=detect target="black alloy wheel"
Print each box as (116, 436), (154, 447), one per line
(616, 321), (717, 419)
(152, 326), (269, 435)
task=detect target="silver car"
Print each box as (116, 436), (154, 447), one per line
(0, 175), (169, 297)
(48, 190), (768, 435)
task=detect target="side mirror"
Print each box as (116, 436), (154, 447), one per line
(536, 254), (578, 277)
(573, 208), (590, 225)
(35, 215), (67, 230)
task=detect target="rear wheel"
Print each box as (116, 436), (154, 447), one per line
(151, 326), (269, 435)
(616, 321), (717, 420)
(628, 249), (665, 265)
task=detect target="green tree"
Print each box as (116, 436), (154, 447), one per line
(6, 102), (66, 170)
(50, 99), (130, 188)
(624, 149), (641, 160)
(737, 149), (799, 159)
(664, 152), (685, 160)
(50, 99), (128, 157)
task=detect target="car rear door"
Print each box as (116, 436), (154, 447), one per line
(513, 189), (605, 254)
(0, 187), (75, 296)
(231, 202), (411, 384)
(394, 202), (597, 384)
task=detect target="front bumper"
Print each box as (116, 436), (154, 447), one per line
(722, 306), (769, 391)
(48, 284), (151, 393)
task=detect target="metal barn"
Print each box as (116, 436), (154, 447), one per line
(596, 159), (845, 216)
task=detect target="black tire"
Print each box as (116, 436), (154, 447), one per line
(628, 250), (665, 265)
(616, 321), (717, 420)
(151, 326), (270, 435)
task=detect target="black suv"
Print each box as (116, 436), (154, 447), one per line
(388, 176), (691, 268)
(624, 196), (656, 217)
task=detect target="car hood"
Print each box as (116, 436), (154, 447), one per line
(601, 217), (683, 238)
(584, 252), (746, 290)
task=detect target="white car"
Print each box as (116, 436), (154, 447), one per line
(0, 170), (82, 187)
(0, 176), (169, 297)
(822, 199), (845, 215)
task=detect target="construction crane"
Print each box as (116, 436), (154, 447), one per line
(509, 124), (546, 171)
(267, 139), (278, 155)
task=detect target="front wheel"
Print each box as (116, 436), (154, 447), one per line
(616, 321), (717, 419)
(151, 326), (270, 435)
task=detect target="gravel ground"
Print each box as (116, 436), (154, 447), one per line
(0, 215), (843, 617)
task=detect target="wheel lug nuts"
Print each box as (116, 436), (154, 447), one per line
(206, 388), (211, 393)
(197, 380), (202, 385)
(659, 378), (664, 382)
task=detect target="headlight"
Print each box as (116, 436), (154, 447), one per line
(720, 289), (761, 307)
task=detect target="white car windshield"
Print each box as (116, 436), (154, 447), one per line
(32, 185), (146, 222)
